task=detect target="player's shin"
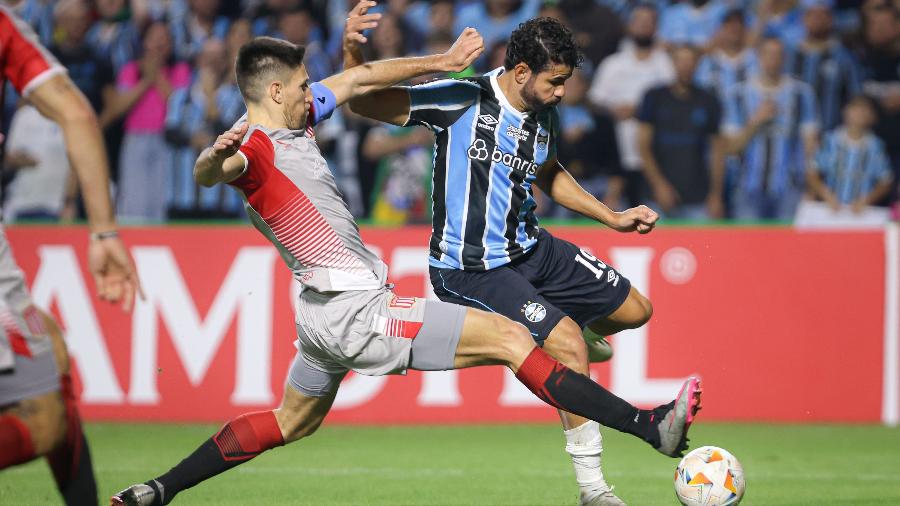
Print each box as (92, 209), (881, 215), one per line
(515, 347), (662, 448)
(564, 420), (614, 501)
(0, 414), (36, 468)
(151, 410), (284, 505)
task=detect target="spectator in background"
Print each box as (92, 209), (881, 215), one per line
(483, 38), (509, 72)
(750, 0), (806, 47)
(86, 0), (140, 74)
(109, 20), (191, 222)
(856, 6), (900, 186)
(722, 37), (819, 220)
(638, 46), (725, 220)
(367, 12), (408, 63)
(540, 69), (625, 217)
(429, 0), (456, 36)
(589, 3), (674, 207)
(807, 95), (893, 212)
(558, 0), (624, 68)
(659, 0), (729, 49)
(50, 0), (115, 119)
(454, 0), (541, 52)
(14, 0), (55, 45)
(170, 0), (230, 62)
(785, 0), (862, 130)
(3, 104), (72, 221)
(221, 18), (252, 124)
(362, 123), (433, 224)
(250, 0), (301, 37)
(165, 39), (243, 219)
(48, 0), (119, 199)
(696, 10), (759, 93)
(278, 7), (331, 81)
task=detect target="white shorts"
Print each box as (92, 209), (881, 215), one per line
(289, 288), (467, 397)
(0, 228), (58, 404)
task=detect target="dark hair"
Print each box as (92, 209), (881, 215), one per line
(504, 17), (582, 72)
(629, 2), (659, 18)
(847, 94), (877, 112)
(758, 34), (784, 49)
(235, 37), (306, 103)
(721, 8), (745, 25)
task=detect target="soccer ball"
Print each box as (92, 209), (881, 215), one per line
(673, 446), (745, 505)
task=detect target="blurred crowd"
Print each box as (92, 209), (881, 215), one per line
(1, 0), (899, 225)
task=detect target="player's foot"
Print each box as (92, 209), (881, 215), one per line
(583, 330), (614, 363)
(580, 487), (627, 506)
(653, 376), (702, 458)
(110, 481), (163, 506)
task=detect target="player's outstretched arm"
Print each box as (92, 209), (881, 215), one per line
(536, 158), (659, 234)
(194, 123), (250, 187)
(325, 28), (483, 124)
(27, 74), (143, 310)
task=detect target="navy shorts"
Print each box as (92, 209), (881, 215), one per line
(429, 229), (631, 344)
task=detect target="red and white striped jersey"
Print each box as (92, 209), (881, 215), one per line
(230, 124), (388, 292)
(0, 6), (66, 97)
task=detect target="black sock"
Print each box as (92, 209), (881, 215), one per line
(153, 438), (228, 505)
(47, 431), (97, 506)
(516, 348), (661, 446)
(154, 411), (284, 504)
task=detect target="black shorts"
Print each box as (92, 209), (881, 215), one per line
(429, 229), (631, 344)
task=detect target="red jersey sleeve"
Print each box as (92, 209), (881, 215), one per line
(230, 129), (274, 192)
(0, 7), (65, 96)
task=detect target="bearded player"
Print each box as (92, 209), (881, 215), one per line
(110, 15), (699, 506)
(0, 6), (141, 505)
(345, 8), (692, 505)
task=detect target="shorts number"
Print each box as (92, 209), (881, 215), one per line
(574, 249), (620, 286)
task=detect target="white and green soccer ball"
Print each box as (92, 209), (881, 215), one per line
(674, 446), (745, 506)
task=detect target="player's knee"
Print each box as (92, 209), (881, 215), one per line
(491, 316), (535, 365)
(630, 293), (653, 328)
(546, 319), (589, 372)
(616, 289), (653, 330)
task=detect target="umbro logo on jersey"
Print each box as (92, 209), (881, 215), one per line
(317, 96), (326, 103)
(476, 114), (497, 131)
(478, 114), (498, 125)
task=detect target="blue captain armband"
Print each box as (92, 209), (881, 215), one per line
(309, 82), (337, 126)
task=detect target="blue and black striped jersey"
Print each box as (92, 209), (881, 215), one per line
(784, 40), (862, 131)
(404, 69), (558, 271)
(722, 76), (819, 196)
(814, 128), (892, 204)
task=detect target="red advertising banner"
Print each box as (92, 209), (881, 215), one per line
(6, 225), (893, 423)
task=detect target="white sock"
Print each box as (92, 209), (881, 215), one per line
(564, 420), (610, 496)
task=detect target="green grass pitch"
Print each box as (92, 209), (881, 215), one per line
(1, 422), (899, 505)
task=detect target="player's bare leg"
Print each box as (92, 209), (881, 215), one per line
(0, 310), (97, 505)
(112, 384), (339, 506)
(542, 318), (624, 505)
(585, 287), (653, 341)
(581, 287), (653, 363)
(450, 308), (701, 460)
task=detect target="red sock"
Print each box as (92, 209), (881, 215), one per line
(514, 347), (567, 409)
(213, 411), (284, 461)
(0, 414), (36, 469)
(514, 347), (648, 441)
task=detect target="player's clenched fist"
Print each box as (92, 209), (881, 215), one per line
(442, 27), (484, 73)
(611, 205), (659, 234)
(210, 123), (249, 161)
